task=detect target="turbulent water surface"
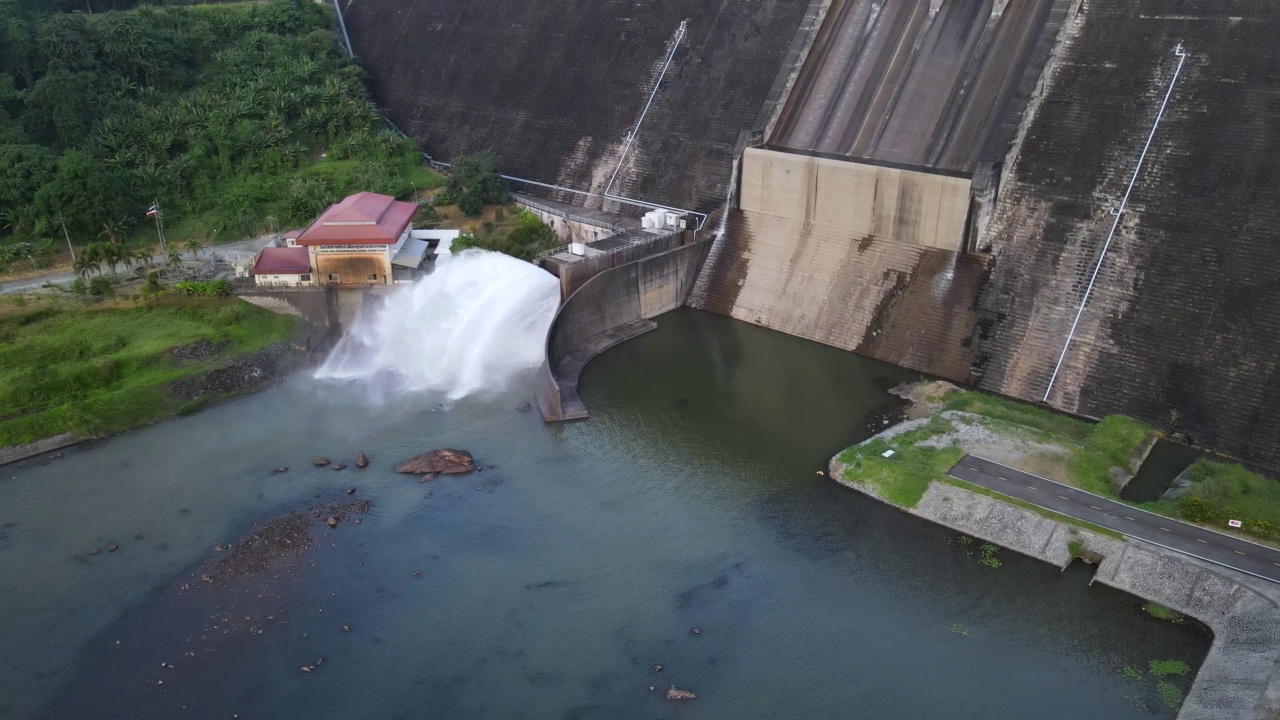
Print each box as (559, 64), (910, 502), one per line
(0, 306), (1209, 719)
(315, 250), (560, 399)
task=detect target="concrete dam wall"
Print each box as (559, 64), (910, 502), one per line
(972, 0), (1280, 467)
(348, 0), (1280, 468)
(342, 0), (827, 213)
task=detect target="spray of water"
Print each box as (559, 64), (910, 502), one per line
(314, 250), (560, 400)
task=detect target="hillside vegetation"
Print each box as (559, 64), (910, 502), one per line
(0, 295), (298, 446)
(0, 0), (440, 273)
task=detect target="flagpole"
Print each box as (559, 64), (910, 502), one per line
(152, 199), (167, 257)
(57, 210), (75, 263)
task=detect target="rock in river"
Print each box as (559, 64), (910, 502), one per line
(395, 449), (475, 475)
(313, 458), (330, 467)
(355, 451), (369, 468)
(666, 686), (696, 700)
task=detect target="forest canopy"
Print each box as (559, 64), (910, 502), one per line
(0, 0), (436, 264)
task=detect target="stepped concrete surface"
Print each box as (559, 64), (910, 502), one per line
(973, 0), (1280, 468)
(771, 0), (1071, 171)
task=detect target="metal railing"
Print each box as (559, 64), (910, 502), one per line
(513, 195), (628, 235)
(535, 227), (680, 262)
(1042, 44), (1187, 403)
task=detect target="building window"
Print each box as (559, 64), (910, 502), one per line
(328, 273), (340, 283)
(366, 273), (378, 282)
(300, 274), (311, 282)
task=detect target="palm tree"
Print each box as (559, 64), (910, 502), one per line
(140, 270), (165, 305)
(184, 238), (204, 260)
(166, 247), (182, 269)
(126, 242), (152, 270)
(73, 254), (100, 279)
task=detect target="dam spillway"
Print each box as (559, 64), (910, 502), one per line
(770, 0), (1065, 172)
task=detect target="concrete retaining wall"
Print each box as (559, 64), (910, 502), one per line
(538, 239), (709, 421)
(829, 455), (1280, 720)
(0, 433), (81, 468)
(544, 231), (687, 301)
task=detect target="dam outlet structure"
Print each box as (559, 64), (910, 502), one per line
(351, 0), (1280, 470)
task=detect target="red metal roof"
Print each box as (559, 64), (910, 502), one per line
(295, 192), (417, 246)
(253, 247), (312, 275)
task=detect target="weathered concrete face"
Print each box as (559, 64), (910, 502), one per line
(741, 148), (972, 250)
(771, 0), (1071, 171)
(972, 0), (1280, 467)
(344, 0), (823, 212)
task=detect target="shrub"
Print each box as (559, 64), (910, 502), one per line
(1179, 496), (1222, 524)
(88, 275), (115, 299)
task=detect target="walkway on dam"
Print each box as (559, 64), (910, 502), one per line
(948, 454), (1280, 584)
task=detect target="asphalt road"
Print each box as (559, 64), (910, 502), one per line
(949, 454), (1280, 584)
(0, 234), (276, 295)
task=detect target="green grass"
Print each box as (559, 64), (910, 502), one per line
(1143, 459), (1280, 545)
(1068, 415), (1152, 497)
(1149, 660), (1191, 677)
(1143, 603), (1182, 621)
(0, 296), (297, 446)
(943, 391), (1093, 442)
(837, 415), (966, 508)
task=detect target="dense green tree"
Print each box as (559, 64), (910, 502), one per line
(0, 143), (55, 211)
(34, 149), (130, 238)
(446, 153), (507, 217)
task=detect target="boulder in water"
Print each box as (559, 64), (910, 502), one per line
(355, 451), (369, 468)
(666, 686), (696, 700)
(396, 449), (475, 475)
(313, 458), (330, 467)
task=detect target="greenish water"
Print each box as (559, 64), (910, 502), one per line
(0, 309), (1208, 719)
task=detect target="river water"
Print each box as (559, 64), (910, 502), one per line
(0, 309), (1208, 719)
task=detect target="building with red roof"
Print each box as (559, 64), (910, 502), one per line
(251, 247), (315, 288)
(288, 192), (418, 285)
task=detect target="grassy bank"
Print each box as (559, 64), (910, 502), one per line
(0, 296), (298, 446)
(834, 388), (1149, 534)
(1144, 459), (1280, 545)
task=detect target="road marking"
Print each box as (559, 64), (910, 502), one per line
(1124, 516), (1136, 521)
(1090, 506), (1102, 511)
(1197, 539), (1207, 543)
(1058, 495), (1068, 500)
(1235, 550), (1246, 556)
(997, 476), (1008, 481)
(1161, 527), (1171, 532)
(1026, 485), (1036, 490)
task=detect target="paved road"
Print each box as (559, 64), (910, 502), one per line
(0, 234), (276, 295)
(949, 454), (1280, 584)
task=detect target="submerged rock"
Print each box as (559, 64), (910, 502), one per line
(331, 464), (346, 471)
(271, 467), (289, 474)
(325, 517), (339, 529)
(666, 686), (696, 700)
(313, 458), (330, 467)
(355, 451), (369, 468)
(396, 449), (475, 475)
(516, 402), (532, 413)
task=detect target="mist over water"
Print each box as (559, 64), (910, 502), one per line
(314, 250), (560, 399)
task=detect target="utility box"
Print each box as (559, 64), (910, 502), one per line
(569, 243), (587, 256)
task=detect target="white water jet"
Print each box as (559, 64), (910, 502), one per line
(314, 250), (560, 401)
